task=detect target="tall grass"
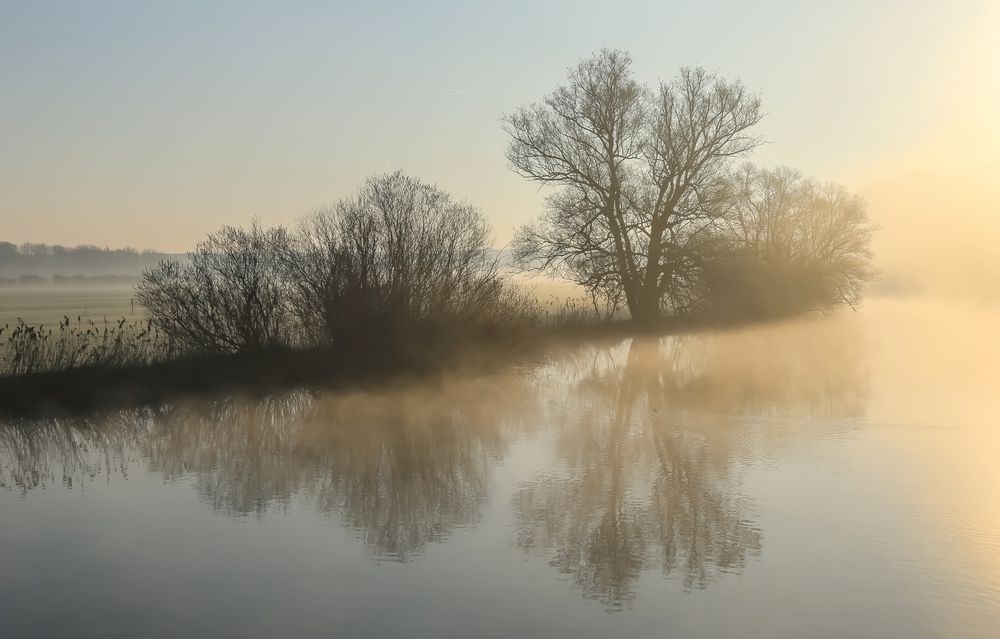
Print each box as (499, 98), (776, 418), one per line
(0, 316), (171, 377)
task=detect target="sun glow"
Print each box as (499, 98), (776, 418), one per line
(928, 2), (1000, 167)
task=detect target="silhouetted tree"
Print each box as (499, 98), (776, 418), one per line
(505, 50), (763, 322)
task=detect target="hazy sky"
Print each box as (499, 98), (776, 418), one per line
(2, 0), (997, 251)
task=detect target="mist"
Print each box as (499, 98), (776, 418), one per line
(863, 167), (1000, 301)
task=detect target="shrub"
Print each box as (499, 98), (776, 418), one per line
(723, 165), (876, 312)
(136, 222), (293, 354)
(282, 172), (536, 348)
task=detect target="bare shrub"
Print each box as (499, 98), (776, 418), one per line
(709, 165), (876, 314)
(282, 172), (536, 347)
(136, 222), (293, 354)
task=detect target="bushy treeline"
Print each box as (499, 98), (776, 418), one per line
(0, 242), (181, 278)
(0, 166), (874, 384)
(136, 172), (537, 356)
(1, 167), (873, 382)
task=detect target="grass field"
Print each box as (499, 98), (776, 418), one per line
(0, 277), (591, 328)
(0, 283), (142, 326)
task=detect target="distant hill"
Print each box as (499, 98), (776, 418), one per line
(0, 242), (183, 281)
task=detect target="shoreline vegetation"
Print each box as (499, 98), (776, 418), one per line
(0, 51), (875, 419)
(0, 310), (777, 419)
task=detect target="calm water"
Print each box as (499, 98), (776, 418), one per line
(1, 298), (998, 638)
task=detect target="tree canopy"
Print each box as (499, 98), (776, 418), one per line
(505, 49), (873, 321)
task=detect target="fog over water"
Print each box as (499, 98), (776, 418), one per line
(863, 170), (1000, 301)
(1, 292), (997, 638)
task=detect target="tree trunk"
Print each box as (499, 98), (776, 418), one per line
(628, 285), (661, 326)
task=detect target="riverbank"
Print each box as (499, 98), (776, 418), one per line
(0, 311), (769, 419)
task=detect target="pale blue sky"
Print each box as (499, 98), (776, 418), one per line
(2, 1), (996, 249)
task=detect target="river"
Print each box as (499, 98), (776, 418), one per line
(1, 297), (997, 638)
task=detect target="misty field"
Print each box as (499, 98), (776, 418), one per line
(0, 283), (139, 326)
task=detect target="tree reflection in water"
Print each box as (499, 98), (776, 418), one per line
(0, 316), (867, 602)
(0, 372), (535, 562)
(517, 318), (867, 609)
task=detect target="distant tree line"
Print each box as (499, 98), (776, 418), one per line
(0, 242), (182, 279)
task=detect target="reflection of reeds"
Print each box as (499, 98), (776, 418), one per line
(0, 316), (172, 377)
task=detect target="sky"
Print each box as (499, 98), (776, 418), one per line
(2, 0), (998, 251)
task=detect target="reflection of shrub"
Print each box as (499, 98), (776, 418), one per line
(136, 223), (292, 354)
(283, 172), (536, 350)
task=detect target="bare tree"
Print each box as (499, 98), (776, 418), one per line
(505, 50), (763, 322)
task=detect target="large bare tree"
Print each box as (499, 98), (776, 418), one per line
(505, 49), (763, 322)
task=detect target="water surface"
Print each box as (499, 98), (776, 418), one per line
(1, 298), (998, 638)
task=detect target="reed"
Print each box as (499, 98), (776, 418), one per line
(0, 316), (172, 378)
